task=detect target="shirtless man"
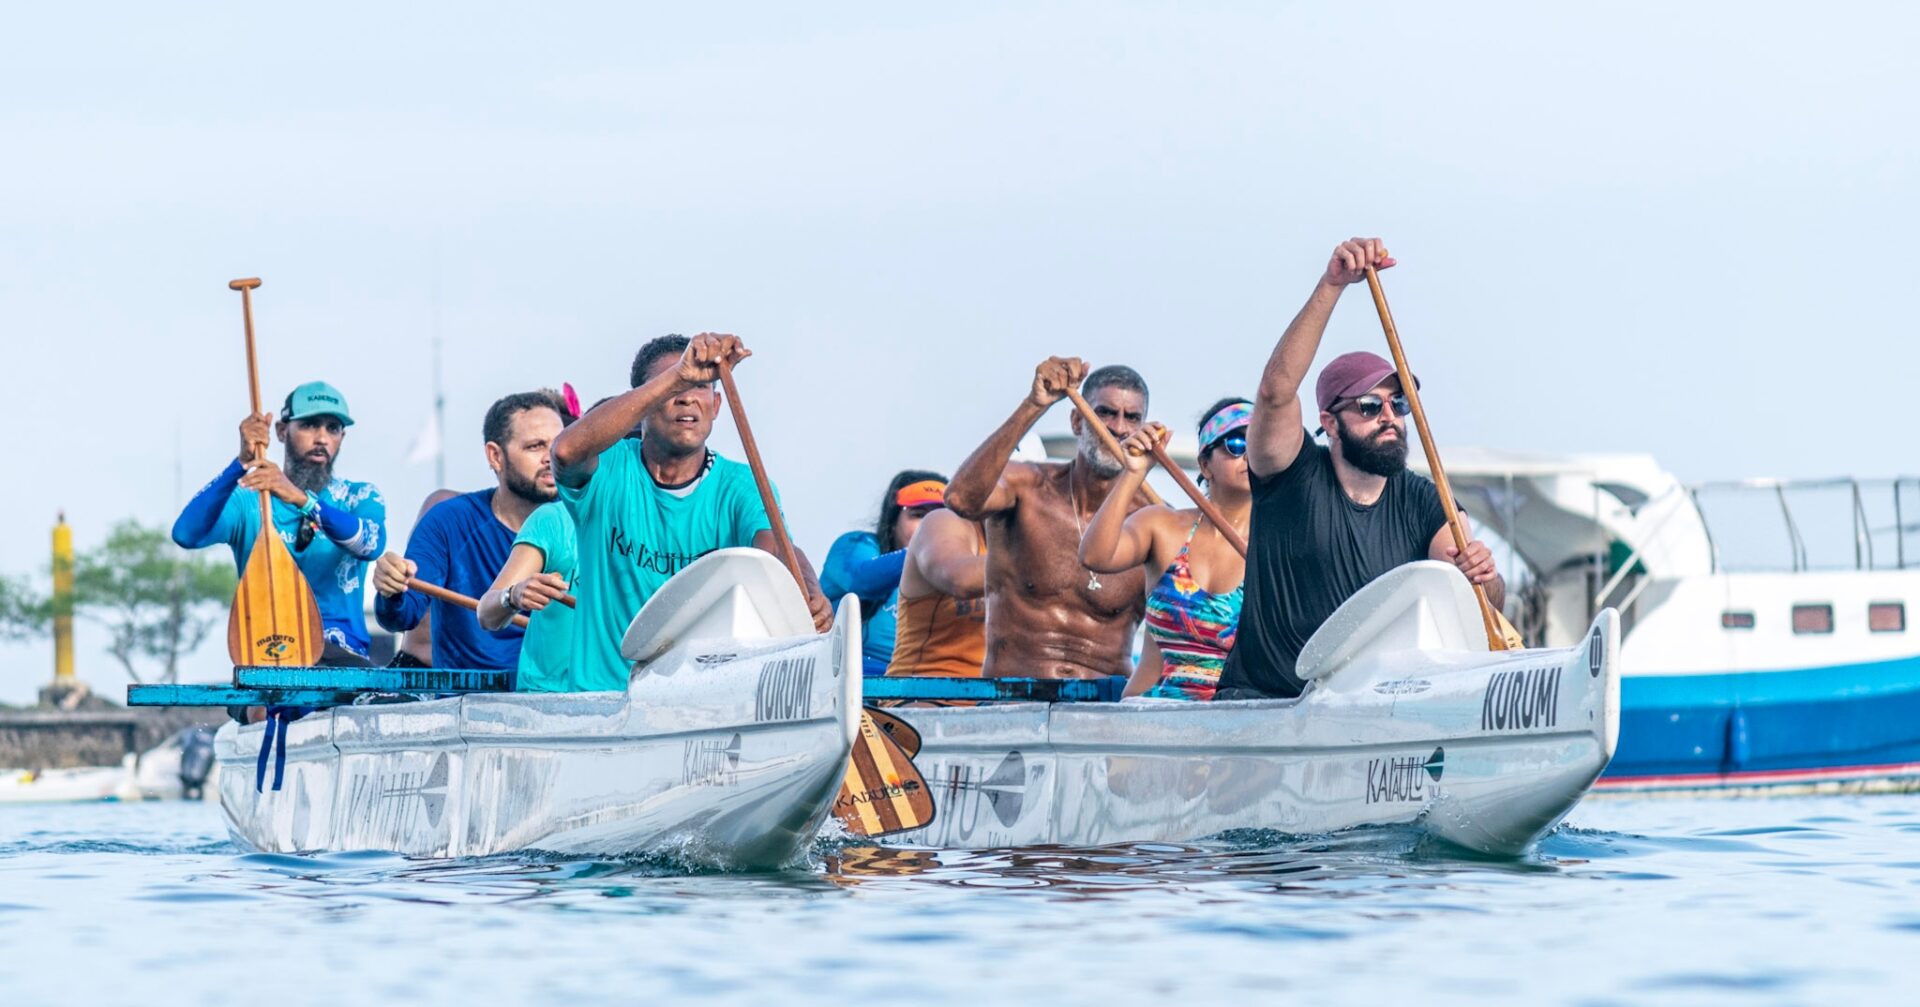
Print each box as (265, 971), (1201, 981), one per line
(946, 358), (1154, 679)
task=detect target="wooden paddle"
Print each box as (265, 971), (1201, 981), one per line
(864, 707), (922, 758)
(714, 355), (935, 837)
(715, 359), (806, 588)
(1362, 266), (1523, 651)
(225, 278), (324, 667)
(1143, 437), (1248, 559)
(409, 578), (531, 630)
(1063, 387), (1167, 507)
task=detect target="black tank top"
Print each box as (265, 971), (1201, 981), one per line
(1216, 435), (1448, 698)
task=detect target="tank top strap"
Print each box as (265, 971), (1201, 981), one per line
(1169, 516), (1203, 576)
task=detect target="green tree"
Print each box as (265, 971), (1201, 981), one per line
(69, 521), (237, 684)
(0, 572), (48, 642)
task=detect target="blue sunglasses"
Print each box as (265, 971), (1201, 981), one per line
(1206, 433), (1247, 459)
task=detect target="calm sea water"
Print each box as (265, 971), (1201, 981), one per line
(3, 795), (1917, 1006)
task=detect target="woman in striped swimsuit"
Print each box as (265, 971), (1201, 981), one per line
(1079, 398), (1253, 700)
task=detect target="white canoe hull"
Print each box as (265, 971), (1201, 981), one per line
(216, 551), (859, 867)
(882, 563), (1622, 856)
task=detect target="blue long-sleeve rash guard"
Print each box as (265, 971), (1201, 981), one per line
(172, 459), (371, 551)
(172, 457), (387, 656)
(820, 531), (908, 674)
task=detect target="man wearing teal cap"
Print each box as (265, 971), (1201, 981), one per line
(172, 380), (388, 662)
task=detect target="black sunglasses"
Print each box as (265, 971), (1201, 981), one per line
(1340, 393), (1411, 420)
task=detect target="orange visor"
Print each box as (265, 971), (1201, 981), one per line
(895, 480), (947, 509)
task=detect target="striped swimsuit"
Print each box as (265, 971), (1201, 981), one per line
(1143, 520), (1243, 701)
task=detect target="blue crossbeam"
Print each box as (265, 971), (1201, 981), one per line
(128, 684), (368, 707)
(131, 672), (1121, 707)
(233, 667), (511, 693)
(861, 677), (1120, 702)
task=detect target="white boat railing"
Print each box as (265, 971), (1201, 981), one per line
(1690, 476), (1920, 574)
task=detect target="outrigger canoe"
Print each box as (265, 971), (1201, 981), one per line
(867, 562), (1621, 856)
(132, 551), (1618, 862)
(131, 552), (861, 868)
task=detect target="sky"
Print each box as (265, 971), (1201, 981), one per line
(3, 2), (1916, 703)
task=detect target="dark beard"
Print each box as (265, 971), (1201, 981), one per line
(285, 455), (334, 493)
(1338, 427), (1408, 477)
(504, 467), (557, 505)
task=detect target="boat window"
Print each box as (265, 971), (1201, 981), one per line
(1594, 482), (1650, 515)
(1791, 604), (1833, 634)
(1720, 611), (1755, 630)
(1869, 602), (1906, 633)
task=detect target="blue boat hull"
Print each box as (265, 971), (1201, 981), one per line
(1600, 654), (1920, 791)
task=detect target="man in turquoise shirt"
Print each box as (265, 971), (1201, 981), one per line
(478, 500), (579, 692)
(550, 332), (832, 691)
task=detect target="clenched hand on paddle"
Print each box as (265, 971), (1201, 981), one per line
(225, 278), (325, 667)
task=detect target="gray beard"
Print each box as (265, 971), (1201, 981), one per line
(285, 455), (334, 493)
(1079, 433), (1125, 479)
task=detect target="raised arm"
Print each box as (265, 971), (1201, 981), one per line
(903, 509), (987, 599)
(1080, 423), (1174, 574)
(551, 333), (750, 487)
(1247, 238), (1394, 478)
(946, 356), (1088, 518)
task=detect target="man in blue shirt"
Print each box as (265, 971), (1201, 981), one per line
(372, 390), (569, 674)
(549, 333), (832, 692)
(172, 381), (386, 663)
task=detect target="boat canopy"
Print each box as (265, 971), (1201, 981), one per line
(1416, 448), (1714, 581)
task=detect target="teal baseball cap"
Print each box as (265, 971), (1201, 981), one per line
(281, 381), (355, 426)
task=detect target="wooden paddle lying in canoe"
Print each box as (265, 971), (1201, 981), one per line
(1362, 265), (1524, 651)
(715, 355), (935, 837)
(225, 278), (324, 667)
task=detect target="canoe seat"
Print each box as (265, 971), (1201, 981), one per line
(620, 548), (817, 666)
(1295, 560), (1488, 685)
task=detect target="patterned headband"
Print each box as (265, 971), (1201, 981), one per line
(1198, 402), (1252, 448)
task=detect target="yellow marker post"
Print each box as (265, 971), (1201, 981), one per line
(52, 512), (74, 682)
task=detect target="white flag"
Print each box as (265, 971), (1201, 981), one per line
(406, 411), (442, 465)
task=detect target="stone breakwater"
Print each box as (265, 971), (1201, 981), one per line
(0, 701), (217, 769)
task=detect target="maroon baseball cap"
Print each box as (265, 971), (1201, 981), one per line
(1314, 351), (1417, 415)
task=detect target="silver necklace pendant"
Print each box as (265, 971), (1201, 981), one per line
(1087, 569), (1102, 591)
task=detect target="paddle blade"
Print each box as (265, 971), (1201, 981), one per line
(863, 706), (922, 759)
(832, 711), (936, 837)
(227, 526), (324, 666)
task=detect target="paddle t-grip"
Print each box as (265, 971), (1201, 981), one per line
(229, 278), (262, 291)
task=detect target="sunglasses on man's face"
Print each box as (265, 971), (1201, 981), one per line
(1206, 434), (1247, 459)
(1341, 393), (1412, 420)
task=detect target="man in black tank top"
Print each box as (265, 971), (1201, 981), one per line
(1216, 238), (1504, 699)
